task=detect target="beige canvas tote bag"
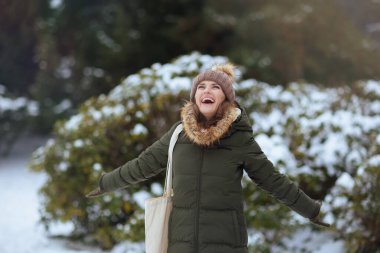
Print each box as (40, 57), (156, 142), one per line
(144, 123), (183, 253)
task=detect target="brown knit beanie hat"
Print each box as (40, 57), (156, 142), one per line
(190, 63), (236, 102)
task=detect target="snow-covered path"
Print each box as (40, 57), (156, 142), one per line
(0, 154), (48, 253)
(0, 136), (143, 253)
(0, 136), (99, 253)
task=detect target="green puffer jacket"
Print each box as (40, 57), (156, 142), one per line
(100, 102), (320, 253)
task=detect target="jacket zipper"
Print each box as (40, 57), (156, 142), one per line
(194, 147), (204, 251)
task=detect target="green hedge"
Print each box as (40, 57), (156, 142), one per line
(29, 53), (380, 252)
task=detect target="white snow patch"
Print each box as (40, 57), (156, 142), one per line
(93, 163), (102, 171)
(50, 0), (62, 9)
(367, 154), (380, 166)
(363, 80), (380, 96)
(27, 101), (40, 116)
(58, 161), (69, 171)
(133, 191), (152, 209)
(0, 136), (145, 253)
(54, 99), (72, 114)
(101, 105), (125, 117)
(336, 172), (355, 190)
(131, 124), (148, 135)
(272, 227), (345, 253)
(88, 108), (102, 121)
(0, 84), (5, 94)
(64, 114), (83, 131)
(168, 77), (192, 92)
(74, 139), (84, 148)
(151, 182), (163, 195)
(254, 133), (297, 174)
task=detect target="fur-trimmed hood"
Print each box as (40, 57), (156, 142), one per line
(180, 101), (249, 146)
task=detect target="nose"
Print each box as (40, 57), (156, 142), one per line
(203, 85), (212, 92)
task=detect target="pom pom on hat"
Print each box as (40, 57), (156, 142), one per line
(190, 63), (236, 102)
(211, 63), (236, 79)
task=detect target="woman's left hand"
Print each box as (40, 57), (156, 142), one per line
(85, 172), (107, 198)
(85, 187), (106, 198)
(309, 201), (331, 228)
(310, 214), (331, 228)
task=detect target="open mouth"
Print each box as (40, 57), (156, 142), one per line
(201, 97), (215, 105)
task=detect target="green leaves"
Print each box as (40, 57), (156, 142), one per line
(28, 53), (380, 251)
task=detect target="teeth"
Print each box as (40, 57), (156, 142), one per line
(202, 97), (215, 103)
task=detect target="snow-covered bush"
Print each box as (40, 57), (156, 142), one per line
(0, 85), (39, 155)
(0, 84), (73, 156)
(29, 53), (380, 252)
(236, 79), (380, 253)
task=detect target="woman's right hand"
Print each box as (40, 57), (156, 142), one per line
(309, 201), (331, 228)
(85, 172), (107, 198)
(85, 187), (106, 198)
(310, 214), (331, 228)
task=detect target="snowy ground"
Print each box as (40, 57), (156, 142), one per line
(0, 136), (144, 253)
(0, 135), (346, 253)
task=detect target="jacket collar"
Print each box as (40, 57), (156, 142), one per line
(180, 101), (241, 146)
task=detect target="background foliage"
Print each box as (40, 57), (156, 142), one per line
(2, 0), (380, 252)
(30, 53), (380, 252)
(1, 0), (380, 139)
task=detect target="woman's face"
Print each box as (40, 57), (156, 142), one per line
(194, 80), (226, 120)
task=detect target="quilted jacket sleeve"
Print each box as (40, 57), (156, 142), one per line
(100, 121), (181, 192)
(242, 133), (320, 219)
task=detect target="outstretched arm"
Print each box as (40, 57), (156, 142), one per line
(242, 133), (321, 220)
(86, 121), (181, 197)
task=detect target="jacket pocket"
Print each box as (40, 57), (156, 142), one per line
(199, 209), (240, 247)
(231, 210), (242, 246)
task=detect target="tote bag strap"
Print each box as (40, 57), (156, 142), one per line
(163, 123), (183, 197)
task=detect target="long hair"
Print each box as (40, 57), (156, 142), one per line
(190, 100), (237, 129)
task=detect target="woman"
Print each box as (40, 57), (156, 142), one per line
(86, 64), (330, 253)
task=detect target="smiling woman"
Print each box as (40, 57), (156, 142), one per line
(182, 63), (237, 129)
(86, 63), (330, 253)
(194, 81), (226, 120)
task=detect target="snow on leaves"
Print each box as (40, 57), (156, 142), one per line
(29, 53), (380, 251)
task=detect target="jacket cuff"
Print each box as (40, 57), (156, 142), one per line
(309, 201), (321, 220)
(290, 192), (321, 219)
(99, 173), (106, 191)
(100, 166), (131, 192)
